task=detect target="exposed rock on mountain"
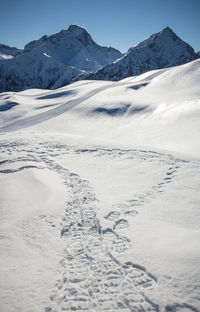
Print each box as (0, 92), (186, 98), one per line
(0, 25), (122, 92)
(0, 44), (21, 59)
(83, 27), (199, 81)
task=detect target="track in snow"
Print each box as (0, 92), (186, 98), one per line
(42, 158), (158, 312)
(0, 138), (199, 312)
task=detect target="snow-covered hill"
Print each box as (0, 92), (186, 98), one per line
(0, 25), (122, 92)
(83, 27), (199, 81)
(0, 59), (200, 312)
(1, 58), (200, 156)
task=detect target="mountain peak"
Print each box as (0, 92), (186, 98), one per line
(135, 26), (188, 51)
(0, 25), (122, 92)
(84, 27), (198, 82)
(24, 25), (91, 51)
(67, 24), (86, 32)
(162, 26), (174, 33)
(67, 24), (90, 38)
(159, 26), (179, 39)
(66, 24), (93, 46)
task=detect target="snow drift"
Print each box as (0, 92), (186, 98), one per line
(1, 58), (200, 156)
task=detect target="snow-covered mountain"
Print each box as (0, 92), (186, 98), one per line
(0, 44), (21, 59)
(1, 26), (199, 92)
(83, 27), (199, 81)
(0, 25), (122, 92)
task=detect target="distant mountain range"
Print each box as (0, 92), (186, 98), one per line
(0, 25), (199, 92)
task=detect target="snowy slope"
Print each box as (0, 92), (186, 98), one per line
(1, 58), (200, 156)
(0, 59), (200, 312)
(83, 27), (199, 81)
(0, 25), (122, 92)
(1, 135), (200, 312)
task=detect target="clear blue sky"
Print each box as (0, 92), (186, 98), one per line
(1, 0), (200, 52)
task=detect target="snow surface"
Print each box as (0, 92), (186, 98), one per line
(0, 59), (200, 312)
(1, 59), (200, 156)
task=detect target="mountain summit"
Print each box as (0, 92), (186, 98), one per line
(83, 27), (199, 81)
(0, 25), (122, 92)
(0, 26), (199, 92)
(24, 25), (95, 51)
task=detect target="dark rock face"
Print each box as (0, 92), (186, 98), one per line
(82, 27), (199, 82)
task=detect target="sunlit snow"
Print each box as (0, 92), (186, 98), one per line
(0, 59), (200, 312)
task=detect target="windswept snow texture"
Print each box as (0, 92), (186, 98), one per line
(1, 59), (200, 156)
(0, 59), (200, 312)
(84, 27), (199, 82)
(0, 25), (122, 92)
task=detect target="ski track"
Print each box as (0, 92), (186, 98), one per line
(0, 138), (199, 312)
